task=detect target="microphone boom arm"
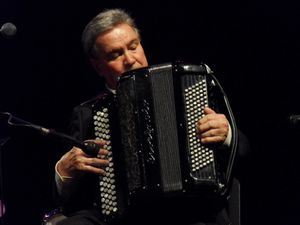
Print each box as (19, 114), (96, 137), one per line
(0, 112), (99, 156)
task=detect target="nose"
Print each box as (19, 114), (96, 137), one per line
(123, 51), (136, 66)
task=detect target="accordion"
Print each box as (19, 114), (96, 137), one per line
(92, 62), (238, 222)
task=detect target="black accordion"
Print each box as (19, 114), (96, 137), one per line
(92, 62), (238, 221)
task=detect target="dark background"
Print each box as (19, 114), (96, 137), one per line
(1, 0), (300, 224)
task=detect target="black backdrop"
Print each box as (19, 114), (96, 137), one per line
(1, 0), (300, 224)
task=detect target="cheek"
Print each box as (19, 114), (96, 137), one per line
(102, 62), (125, 77)
(105, 62), (125, 76)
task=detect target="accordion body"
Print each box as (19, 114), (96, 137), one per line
(92, 62), (237, 221)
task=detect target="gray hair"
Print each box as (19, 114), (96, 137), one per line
(82, 8), (140, 59)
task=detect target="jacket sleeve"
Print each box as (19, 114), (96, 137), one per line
(55, 103), (100, 215)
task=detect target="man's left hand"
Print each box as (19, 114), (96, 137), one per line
(196, 107), (229, 145)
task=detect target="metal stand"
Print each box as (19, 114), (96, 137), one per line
(0, 137), (10, 225)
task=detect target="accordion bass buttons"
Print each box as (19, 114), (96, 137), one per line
(93, 107), (120, 217)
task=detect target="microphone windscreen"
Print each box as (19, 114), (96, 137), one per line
(0, 23), (17, 38)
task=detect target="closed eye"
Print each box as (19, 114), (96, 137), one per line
(106, 51), (122, 61)
(128, 39), (140, 51)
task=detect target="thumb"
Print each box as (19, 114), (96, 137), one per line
(203, 107), (216, 115)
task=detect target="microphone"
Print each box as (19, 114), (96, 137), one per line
(0, 22), (17, 38)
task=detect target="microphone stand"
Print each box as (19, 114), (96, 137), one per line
(0, 112), (100, 157)
(0, 112), (100, 225)
(0, 22), (17, 225)
(0, 137), (10, 225)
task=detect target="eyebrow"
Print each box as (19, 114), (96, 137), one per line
(106, 38), (140, 54)
(127, 38), (140, 46)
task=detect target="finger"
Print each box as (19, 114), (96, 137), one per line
(197, 120), (219, 133)
(94, 139), (107, 146)
(70, 146), (86, 156)
(200, 136), (226, 144)
(98, 148), (109, 156)
(198, 128), (227, 144)
(79, 157), (109, 175)
(199, 127), (227, 138)
(197, 113), (227, 128)
(198, 109), (216, 124)
(203, 107), (216, 115)
(197, 120), (229, 140)
(82, 165), (107, 176)
(87, 157), (110, 168)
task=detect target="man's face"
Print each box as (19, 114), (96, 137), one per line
(91, 23), (148, 89)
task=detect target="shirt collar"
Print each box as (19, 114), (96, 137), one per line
(105, 83), (116, 95)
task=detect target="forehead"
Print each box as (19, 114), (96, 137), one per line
(95, 23), (139, 52)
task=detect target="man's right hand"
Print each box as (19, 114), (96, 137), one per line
(57, 139), (109, 178)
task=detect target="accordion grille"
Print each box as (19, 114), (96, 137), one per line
(150, 68), (182, 192)
(93, 108), (118, 216)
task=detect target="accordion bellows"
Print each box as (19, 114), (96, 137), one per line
(92, 62), (238, 221)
